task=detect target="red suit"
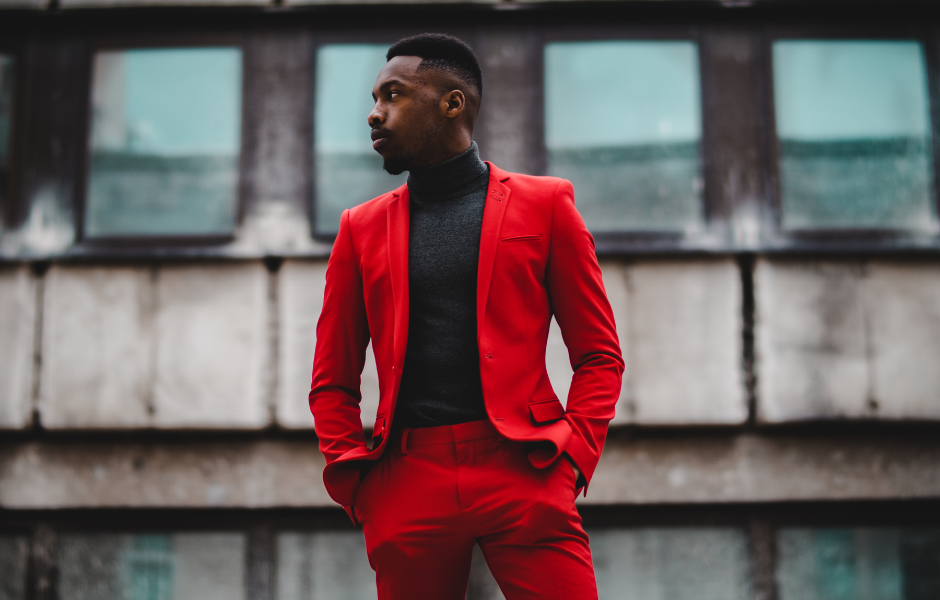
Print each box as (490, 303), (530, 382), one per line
(310, 163), (624, 599)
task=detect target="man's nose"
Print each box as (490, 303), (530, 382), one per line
(368, 103), (384, 128)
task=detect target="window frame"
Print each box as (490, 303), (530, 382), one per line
(76, 33), (249, 248)
(762, 24), (940, 248)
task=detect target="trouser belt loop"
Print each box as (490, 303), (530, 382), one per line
(401, 429), (410, 455)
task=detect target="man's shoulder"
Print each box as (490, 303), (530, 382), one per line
(489, 164), (570, 198)
(346, 184), (406, 228)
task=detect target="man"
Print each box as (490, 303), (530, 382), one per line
(309, 33), (623, 600)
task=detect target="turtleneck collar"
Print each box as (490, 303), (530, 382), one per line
(407, 142), (489, 202)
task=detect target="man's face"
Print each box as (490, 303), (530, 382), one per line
(369, 56), (445, 175)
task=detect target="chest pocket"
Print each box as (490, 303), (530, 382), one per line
(501, 234), (542, 243)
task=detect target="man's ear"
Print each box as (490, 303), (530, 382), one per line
(442, 90), (466, 119)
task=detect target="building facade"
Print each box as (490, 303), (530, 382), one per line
(1, 0), (939, 597)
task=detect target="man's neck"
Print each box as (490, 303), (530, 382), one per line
(407, 142), (488, 201)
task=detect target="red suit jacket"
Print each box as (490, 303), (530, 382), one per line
(309, 163), (624, 515)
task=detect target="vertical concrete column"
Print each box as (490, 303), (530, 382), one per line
(238, 29), (323, 254)
(475, 28), (543, 176)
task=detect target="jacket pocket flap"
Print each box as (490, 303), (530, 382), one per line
(529, 398), (565, 424)
(501, 234), (542, 243)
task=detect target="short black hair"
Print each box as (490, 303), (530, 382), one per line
(386, 33), (483, 98)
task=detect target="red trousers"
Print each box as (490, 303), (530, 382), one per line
(352, 419), (598, 600)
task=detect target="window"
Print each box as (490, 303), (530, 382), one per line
(277, 531), (375, 599)
(772, 41), (937, 232)
(590, 527), (752, 600)
(544, 41), (704, 234)
(85, 47), (242, 239)
(0, 55), (13, 225)
(314, 44), (406, 236)
(776, 528), (940, 599)
(57, 532), (246, 600)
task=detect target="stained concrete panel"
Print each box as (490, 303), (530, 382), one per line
(547, 259), (743, 425)
(755, 259), (940, 422)
(0, 266), (36, 429)
(755, 260), (870, 421)
(279, 260), (381, 430)
(153, 263), (268, 428)
(627, 260), (745, 424)
(865, 262), (940, 418)
(40, 265), (153, 428)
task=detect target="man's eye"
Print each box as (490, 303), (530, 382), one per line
(389, 90), (400, 98)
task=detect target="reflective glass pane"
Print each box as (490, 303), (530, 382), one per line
(777, 528), (940, 600)
(545, 41), (704, 233)
(773, 41), (937, 231)
(0, 536), (28, 600)
(277, 531), (375, 600)
(0, 55), (13, 223)
(315, 45), (407, 235)
(589, 527), (752, 600)
(58, 532), (246, 600)
(86, 48), (242, 237)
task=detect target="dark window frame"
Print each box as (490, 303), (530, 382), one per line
(75, 32), (249, 248)
(762, 24), (940, 247)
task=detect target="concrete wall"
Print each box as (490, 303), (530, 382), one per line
(3, 432), (938, 508)
(0, 266), (35, 429)
(3, 257), (940, 432)
(755, 259), (940, 422)
(39, 263), (270, 429)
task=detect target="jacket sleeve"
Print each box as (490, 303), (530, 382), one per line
(546, 179), (625, 491)
(309, 209), (371, 467)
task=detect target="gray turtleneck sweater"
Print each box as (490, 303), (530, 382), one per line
(394, 143), (490, 429)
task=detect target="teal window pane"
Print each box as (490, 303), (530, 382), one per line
(277, 531), (375, 600)
(545, 41), (704, 233)
(589, 527), (752, 600)
(776, 528), (940, 600)
(85, 48), (242, 238)
(58, 532), (246, 600)
(315, 45), (406, 235)
(0, 55), (13, 225)
(0, 535), (28, 600)
(773, 41), (937, 231)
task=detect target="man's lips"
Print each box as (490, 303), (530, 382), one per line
(371, 130), (389, 150)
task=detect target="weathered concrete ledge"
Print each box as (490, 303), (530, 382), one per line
(1, 433), (937, 509)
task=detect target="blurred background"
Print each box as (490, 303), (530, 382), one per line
(1, 0), (939, 598)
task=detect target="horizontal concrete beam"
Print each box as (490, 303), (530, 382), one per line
(2, 432), (937, 509)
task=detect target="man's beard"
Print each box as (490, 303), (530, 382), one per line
(383, 156), (409, 176)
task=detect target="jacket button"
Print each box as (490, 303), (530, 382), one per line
(484, 354), (494, 359)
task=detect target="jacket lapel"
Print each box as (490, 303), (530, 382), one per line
(477, 163), (512, 329)
(387, 186), (410, 369)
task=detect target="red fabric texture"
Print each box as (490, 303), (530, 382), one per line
(354, 420), (598, 600)
(309, 163), (624, 512)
